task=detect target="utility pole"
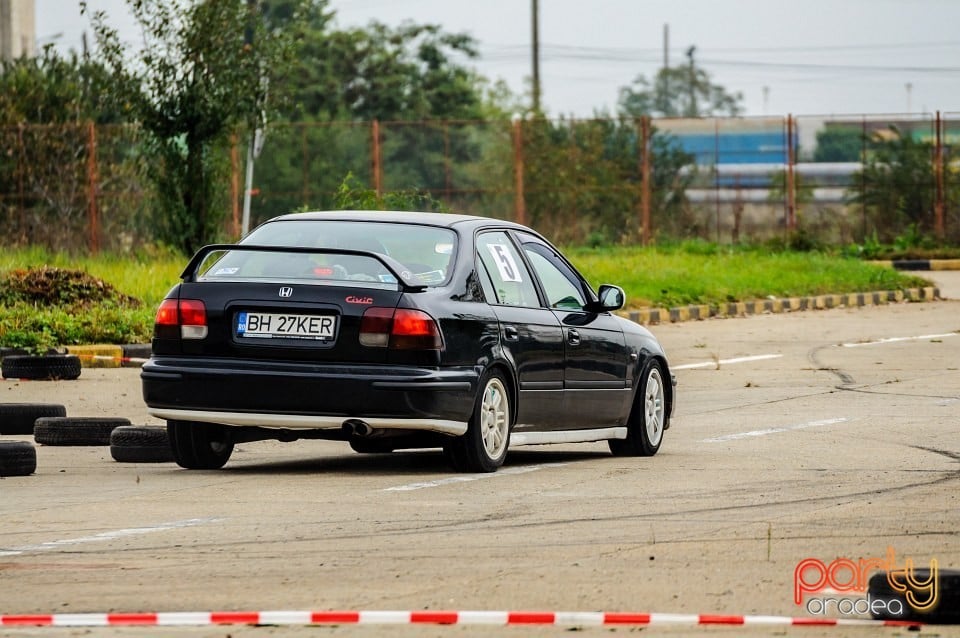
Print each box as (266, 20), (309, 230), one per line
(662, 23), (669, 108)
(686, 45), (696, 117)
(531, 0), (540, 113)
(241, 0), (264, 237)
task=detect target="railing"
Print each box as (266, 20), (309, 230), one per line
(1, 113), (956, 252)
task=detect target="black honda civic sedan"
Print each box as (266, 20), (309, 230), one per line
(142, 211), (676, 472)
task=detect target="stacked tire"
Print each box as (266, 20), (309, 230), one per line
(110, 426), (174, 463)
(34, 417), (131, 446)
(0, 441), (36, 476)
(0, 403), (67, 435)
(1, 354), (81, 380)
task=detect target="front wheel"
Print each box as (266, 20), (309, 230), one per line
(167, 420), (234, 469)
(444, 371), (511, 473)
(609, 359), (667, 457)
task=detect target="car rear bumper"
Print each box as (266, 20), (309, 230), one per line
(141, 356), (478, 434)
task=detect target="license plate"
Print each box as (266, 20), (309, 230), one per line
(236, 312), (337, 341)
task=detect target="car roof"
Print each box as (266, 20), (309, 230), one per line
(266, 210), (527, 232)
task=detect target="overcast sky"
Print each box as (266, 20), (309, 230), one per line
(36, 0), (960, 118)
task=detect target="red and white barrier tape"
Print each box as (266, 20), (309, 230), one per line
(71, 354), (149, 365)
(0, 610), (922, 627)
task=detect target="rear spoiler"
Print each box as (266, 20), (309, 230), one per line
(181, 244), (428, 292)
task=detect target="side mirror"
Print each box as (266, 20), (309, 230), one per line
(584, 284), (624, 312)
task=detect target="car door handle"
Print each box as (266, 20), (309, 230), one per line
(567, 328), (581, 346)
(503, 325), (519, 341)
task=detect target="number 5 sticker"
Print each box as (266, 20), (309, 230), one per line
(487, 243), (522, 282)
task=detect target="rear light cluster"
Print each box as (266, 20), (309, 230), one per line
(155, 298), (208, 340)
(359, 307), (442, 350)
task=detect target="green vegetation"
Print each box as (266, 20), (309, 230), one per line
(0, 248), (183, 352)
(565, 243), (930, 309)
(0, 243), (932, 350)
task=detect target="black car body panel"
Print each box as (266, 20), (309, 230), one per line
(141, 210), (675, 470)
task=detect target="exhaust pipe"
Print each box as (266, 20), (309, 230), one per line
(342, 419), (373, 437)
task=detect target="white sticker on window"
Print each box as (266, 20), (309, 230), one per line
(486, 243), (522, 283)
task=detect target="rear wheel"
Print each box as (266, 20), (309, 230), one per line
(609, 359), (667, 457)
(444, 371), (511, 473)
(167, 420), (234, 469)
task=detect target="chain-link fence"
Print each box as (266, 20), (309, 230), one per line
(2, 113), (958, 252)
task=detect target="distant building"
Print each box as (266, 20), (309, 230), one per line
(0, 0), (35, 61)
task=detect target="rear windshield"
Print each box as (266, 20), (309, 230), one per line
(197, 220), (457, 287)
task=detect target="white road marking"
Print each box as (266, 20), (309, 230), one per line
(674, 354), (783, 370)
(0, 518), (220, 557)
(700, 417), (850, 443)
(839, 333), (956, 348)
(383, 464), (566, 492)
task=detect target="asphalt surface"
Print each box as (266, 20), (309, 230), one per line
(0, 271), (958, 638)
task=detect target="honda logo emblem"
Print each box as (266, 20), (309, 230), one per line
(278, 287), (293, 298)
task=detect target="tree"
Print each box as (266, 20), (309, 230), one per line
(0, 48), (135, 249)
(82, 0), (308, 254)
(848, 126), (936, 242)
(618, 47), (743, 118)
(265, 9), (485, 123)
(250, 10), (493, 224)
(0, 47), (125, 125)
(814, 126), (863, 163)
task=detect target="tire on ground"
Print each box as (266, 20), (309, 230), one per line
(0, 403), (67, 435)
(1, 355), (82, 381)
(110, 425), (174, 463)
(609, 358), (668, 457)
(869, 568), (960, 624)
(34, 417), (131, 446)
(443, 369), (511, 473)
(0, 441), (37, 476)
(167, 420), (234, 469)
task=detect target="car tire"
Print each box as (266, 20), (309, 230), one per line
(110, 426), (174, 463)
(0, 403), (67, 435)
(167, 420), (234, 470)
(868, 568), (960, 624)
(349, 439), (395, 454)
(34, 417), (131, 446)
(1, 354), (82, 380)
(444, 370), (511, 473)
(609, 359), (667, 457)
(0, 440), (37, 476)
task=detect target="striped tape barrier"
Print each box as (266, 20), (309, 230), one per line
(0, 610), (923, 628)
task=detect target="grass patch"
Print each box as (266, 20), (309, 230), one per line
(0, 247), (185, 352)
(0, 244), (936, 349)
(566, 245), (932, 309)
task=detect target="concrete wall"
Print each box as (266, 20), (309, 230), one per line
(0, 0), (35, 61)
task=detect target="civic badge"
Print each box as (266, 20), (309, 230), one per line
(278, 286), (293, 298)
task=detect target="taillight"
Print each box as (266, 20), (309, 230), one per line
(359, 307), (394, 347)
(359, 307), (442, 350)
(154, 298), (208, 340)
(155, 299), (178, 325)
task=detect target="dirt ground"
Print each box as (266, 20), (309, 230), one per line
(0, 271), (958, 638)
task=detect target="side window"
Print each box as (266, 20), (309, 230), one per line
(476, 232), (540, 307)
(519, 237), (588, 310)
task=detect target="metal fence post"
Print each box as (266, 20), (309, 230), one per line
(230, 133), (240, 238)
(639, 115), (652, 245)
(512, 119), (526, 226)
(371, 119), (382, 197)
(786, 114), (796, 233)
(86, 121), (100, 254)
(935, 110), (945, 239)
(16, 123), (26, 243)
